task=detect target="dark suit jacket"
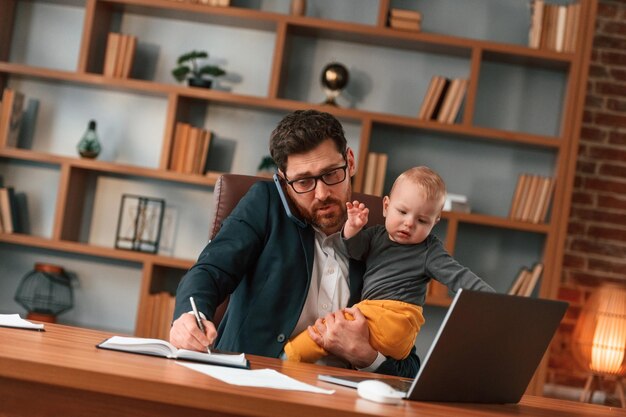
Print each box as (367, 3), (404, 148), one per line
(174, 180), (420, 377)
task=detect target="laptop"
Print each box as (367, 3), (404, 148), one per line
(318, 289), (568, 403)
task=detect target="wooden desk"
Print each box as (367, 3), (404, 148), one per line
(1, 323), (622, 417)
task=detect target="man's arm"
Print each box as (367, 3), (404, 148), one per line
(170, 182), (271, 350)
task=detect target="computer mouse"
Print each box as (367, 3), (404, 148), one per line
(356, 380), (406, 405)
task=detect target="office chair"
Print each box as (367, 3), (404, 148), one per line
(209, 173), (385, 327)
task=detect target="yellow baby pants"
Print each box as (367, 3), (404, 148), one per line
(284, 299), (424, 362)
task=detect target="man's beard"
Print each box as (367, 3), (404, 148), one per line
(312, 197), (347, 231)
(296, 196), (348, 234)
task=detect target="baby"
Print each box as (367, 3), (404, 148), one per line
(284, 166), (494, 363)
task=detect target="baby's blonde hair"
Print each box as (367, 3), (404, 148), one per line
(390, 166), (447, 209)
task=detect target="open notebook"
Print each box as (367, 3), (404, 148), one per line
(318, 289), (567, 403)
(97, 336), (249, 369)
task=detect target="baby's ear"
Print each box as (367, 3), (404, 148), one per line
(382, 196), (390, 217)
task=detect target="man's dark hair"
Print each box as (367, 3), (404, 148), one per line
(269, 110), (347, 173)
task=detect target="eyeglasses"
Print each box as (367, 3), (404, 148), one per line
(284, 163), (349, 194)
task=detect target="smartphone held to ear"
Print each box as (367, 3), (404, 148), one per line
(273, 174), (307, 228)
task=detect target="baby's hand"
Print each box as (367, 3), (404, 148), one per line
(344, 200), (369, 238)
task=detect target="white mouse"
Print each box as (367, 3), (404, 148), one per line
(357, 380), (406, 405)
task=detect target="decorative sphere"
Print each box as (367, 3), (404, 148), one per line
(321, 63), (349, 91)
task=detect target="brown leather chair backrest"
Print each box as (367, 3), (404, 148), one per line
(209, 173), (385, 327)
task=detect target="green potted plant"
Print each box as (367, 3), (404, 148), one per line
(172, 50), (226, 88)
(256, 155), (277, 178)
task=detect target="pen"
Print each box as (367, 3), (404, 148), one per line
(189, 296), (206, 333)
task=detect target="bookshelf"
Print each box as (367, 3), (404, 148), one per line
(0, 0), (596, 393)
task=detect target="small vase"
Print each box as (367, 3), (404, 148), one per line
(77, 120), (101, 159)
(290, 0), (306, 16)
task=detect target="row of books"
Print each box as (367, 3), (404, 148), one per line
(362, 152), (388, 197)
(508, 263), (544, 297)
(387, 8), (421, 32)
(509, 174), (555, 223)
(103, 33), (137, 79)
(417, 76), (469, 124)
(529, 0), (581, 53)
(142, 291), (176, 341)
(170, 122), (213, 175)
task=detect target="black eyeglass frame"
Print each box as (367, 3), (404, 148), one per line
(283, 161), (349, 194)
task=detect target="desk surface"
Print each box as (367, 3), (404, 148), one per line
(0, 323), (623, 417)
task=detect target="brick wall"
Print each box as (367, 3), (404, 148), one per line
(548, 0), (626, 390)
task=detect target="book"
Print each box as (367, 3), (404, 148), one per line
(444, 78), (469, 124)
(509, 173), (528, 219)
(0, 88), (25, 148)
(372, 152), (388, 197)
(521, 263), (544, 297)
(172, 122), (191, 172)
(195, 130), (212, 175)
(389, 17), (421, 32)
(430, 78), (451, 120)
(16, 98), (39, 149)
(555, 5), (567, 52)
(97, 336), (250, 369)
(389, 8), (422, 22)
(103, 33), (121, 77)
(0, 314), (45, 331)
(529, 0), (545, 49)
(417, 76), (442, 120)
(0, 187), (16, 233)
(437, 78), (461, 123)
(520, 174), (541, 221)
(121, 35), (137, 79)
(508, 268), (530, 296)
(363, 152), (378, 194)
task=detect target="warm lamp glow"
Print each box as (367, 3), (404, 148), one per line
(573, 284), (626, 406)
(573, 284), (626, 376)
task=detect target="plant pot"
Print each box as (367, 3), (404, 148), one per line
(188, 78), (213, 89)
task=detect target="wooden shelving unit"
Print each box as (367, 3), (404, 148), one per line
(0, 0), (597, 394)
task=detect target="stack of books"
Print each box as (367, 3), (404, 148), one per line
(169, 122), (213, 175)
(0, 88), (25, 148)
(362, 152), (388, 197)
(417, 76), (469, 124)
(103, 33), (137, 78)
(388, 8), (422, 32)
(529, 0), (581, 52)
(509, 174), (555, 223)
(508, 263), (544, 297)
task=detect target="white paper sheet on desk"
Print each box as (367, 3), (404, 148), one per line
(177, 362), (335, 394)
(0, 314), (44, 330)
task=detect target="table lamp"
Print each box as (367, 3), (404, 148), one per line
(14, 263), (74, 323)
(572, 283), (626, 407)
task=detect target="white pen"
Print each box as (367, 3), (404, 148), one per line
(189, 296), (206, 333)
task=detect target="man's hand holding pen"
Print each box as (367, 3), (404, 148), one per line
(169, 297), (217, 352)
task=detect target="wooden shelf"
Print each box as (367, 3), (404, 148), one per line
(441, 211), (551, 234)
(0, 147), (222, 187)
(0, 232), (194, 268)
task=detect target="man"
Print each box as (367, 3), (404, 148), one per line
(170, 109), (420, 377)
